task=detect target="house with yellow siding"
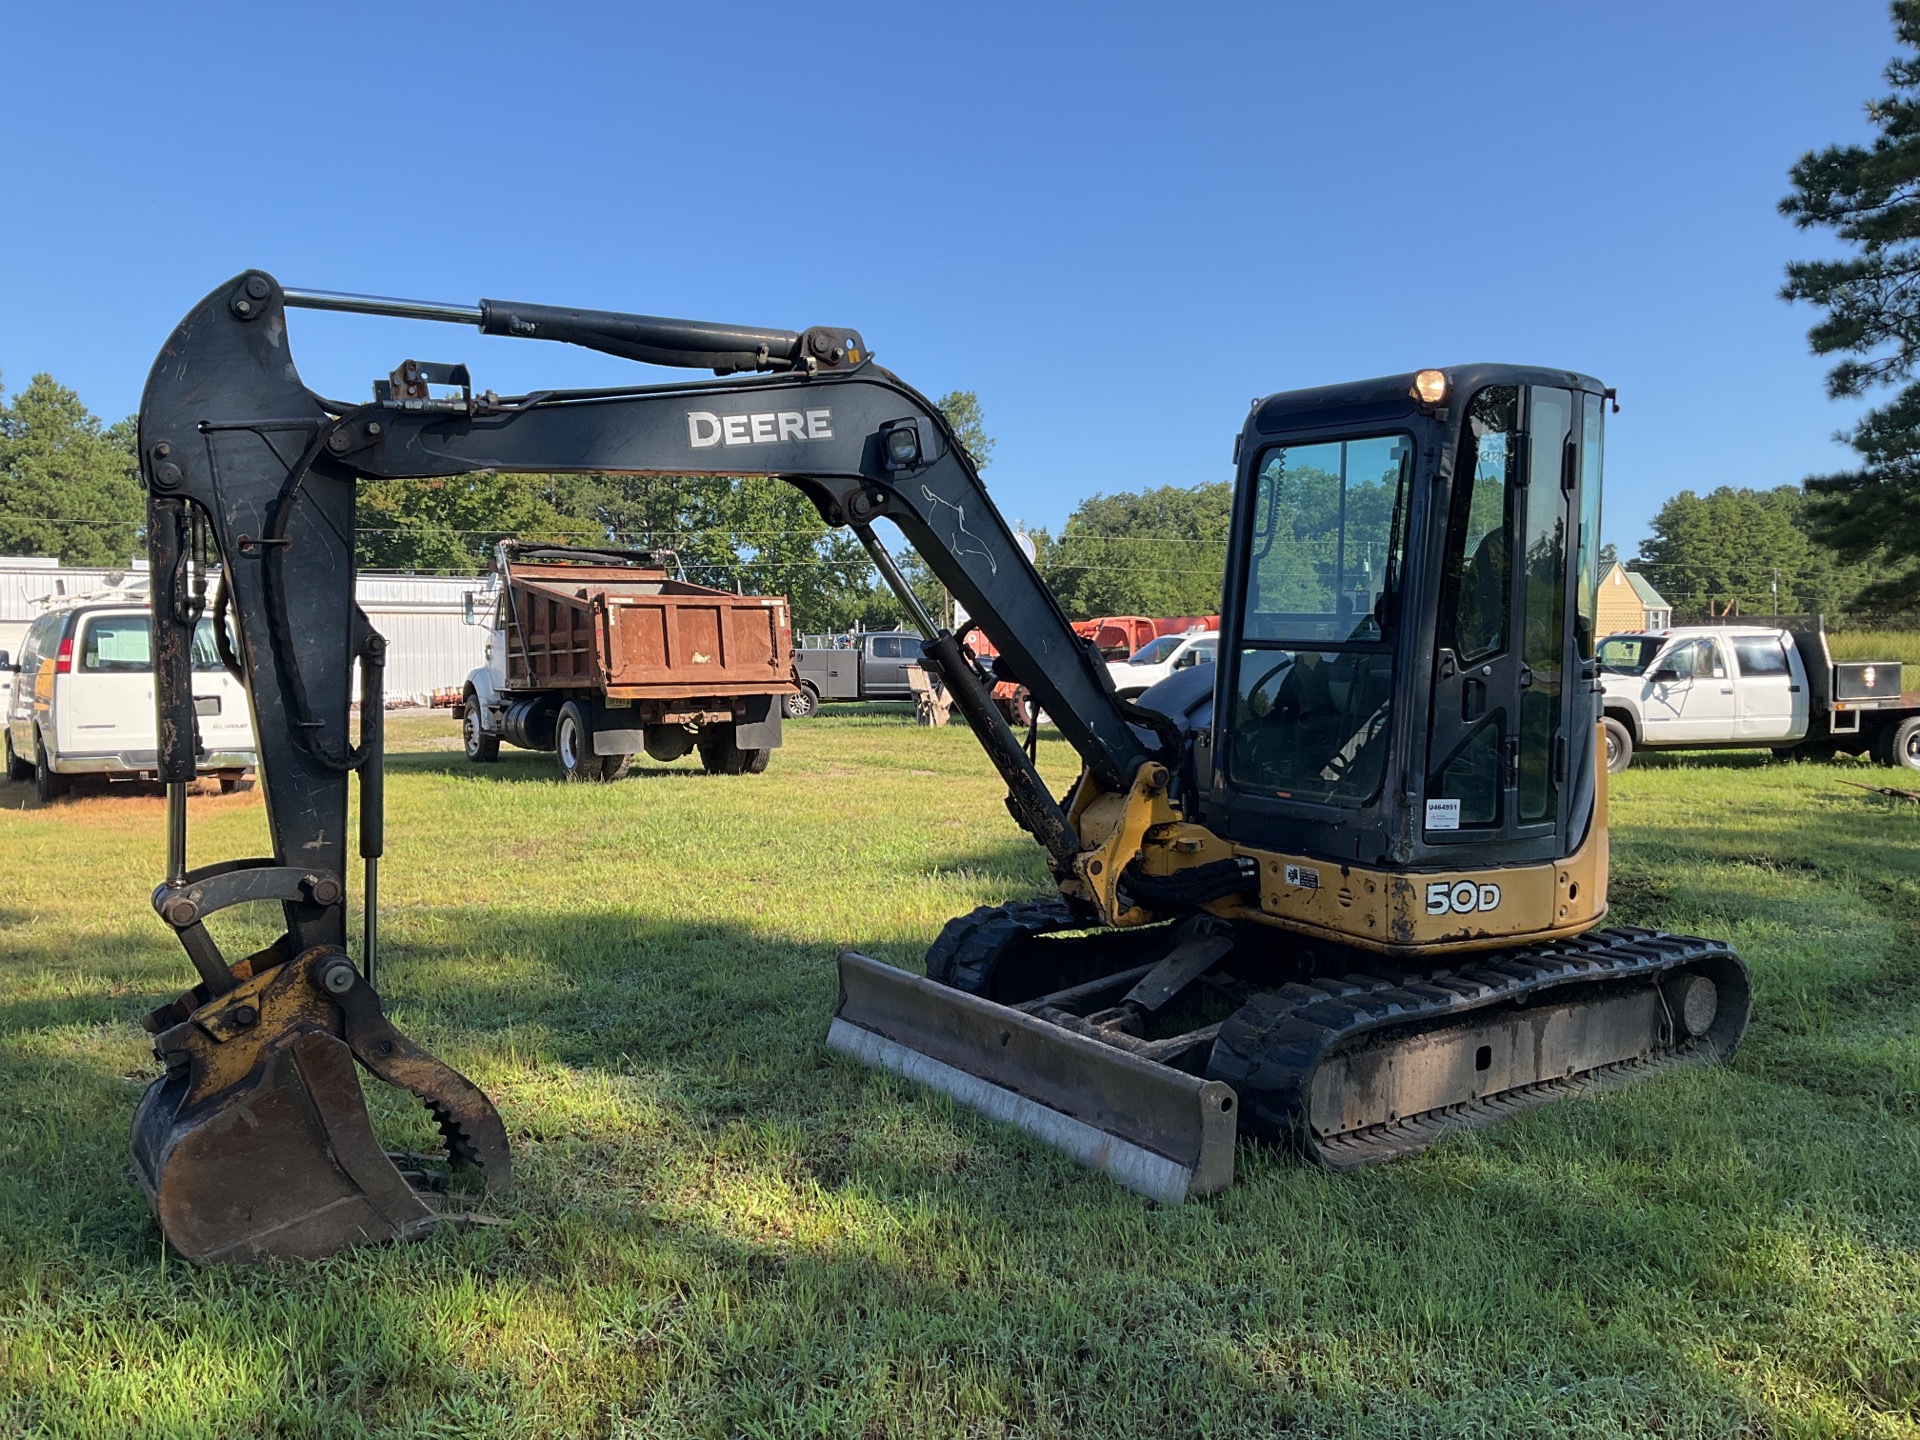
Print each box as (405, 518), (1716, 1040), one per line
(1596, 561), (1672, 636)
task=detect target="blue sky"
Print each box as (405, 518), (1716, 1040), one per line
(0, 2), (1896, 555)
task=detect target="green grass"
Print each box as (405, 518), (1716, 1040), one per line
(1827, 628), (1920, 668)
(2, 715), (1919, 1438)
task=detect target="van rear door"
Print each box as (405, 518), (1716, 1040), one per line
(64, 612), (253, 768)
(60, 611), (154, 761)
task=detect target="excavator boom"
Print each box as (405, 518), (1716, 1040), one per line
(134, 271), (1184, 1259)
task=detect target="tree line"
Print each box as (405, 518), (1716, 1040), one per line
(13, 7), (1920, 634)
(3, 362), (1911, 635)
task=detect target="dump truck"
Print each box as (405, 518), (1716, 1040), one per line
(131, 274), (1748, 1263)
(460, 542), (794, 779)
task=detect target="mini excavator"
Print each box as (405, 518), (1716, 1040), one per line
(132, 273), (1749, 1262)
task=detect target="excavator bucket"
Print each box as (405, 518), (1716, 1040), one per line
(130, 944), (510, 1264)
(828, 951), (1237, 1203)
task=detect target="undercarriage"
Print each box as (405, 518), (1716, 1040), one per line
(831, 903), (1749, 1198)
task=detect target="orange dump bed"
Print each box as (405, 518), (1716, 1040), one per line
(501, 562), (796, 702)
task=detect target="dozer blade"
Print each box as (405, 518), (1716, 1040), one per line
(828, 951), (1236, 1203)
(130, 945), (509, 1265)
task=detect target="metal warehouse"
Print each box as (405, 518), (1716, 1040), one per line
(0, 557), (485, 705)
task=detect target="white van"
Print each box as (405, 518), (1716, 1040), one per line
(4, 602), (256, 801)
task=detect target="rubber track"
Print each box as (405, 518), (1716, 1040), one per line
(1207, 926), (1751, 1169)
(924, 898), (1083, 995)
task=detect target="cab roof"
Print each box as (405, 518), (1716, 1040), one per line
(1250, 364), (1608, 437)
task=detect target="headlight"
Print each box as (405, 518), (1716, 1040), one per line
(1413, 369), (1448, 405)
(882, 420), (923, 469)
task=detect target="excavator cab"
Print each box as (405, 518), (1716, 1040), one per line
(129, 275), (1747, 1263)
(1210, 369), (1607, 879)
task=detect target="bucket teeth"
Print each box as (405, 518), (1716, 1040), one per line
(425, 1095), (485, 1173)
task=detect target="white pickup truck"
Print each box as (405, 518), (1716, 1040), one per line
(1598, 622), (1920, 772)
(1106, 631), (1217, 699)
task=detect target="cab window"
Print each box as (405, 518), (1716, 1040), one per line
(1659, 637), (1726, 680)
(1599, 635), (1659, 675)
(18, 614), (60, 670)
(1439, 387), (1517, 665)
(1176, 640), (1216, 669)
(1228, 430), (1411, 808)
(81, 615), (154, 671)
(78, 614), (225, 673)
(1732, 637), (1790, 677)
(1130, 635), (1183, 666)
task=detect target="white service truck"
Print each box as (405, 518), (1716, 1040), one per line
(1598, 621), (1920, 772)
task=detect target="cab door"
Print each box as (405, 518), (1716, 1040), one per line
(1423, 384), (1584, 854)
(864, 634), (915, 698)
(1730, 634), (1803, 740)
(1679, 637), (1739, 739)
(1644, 637), (1738, 741)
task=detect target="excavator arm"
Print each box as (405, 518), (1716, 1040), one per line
(133, 271), (1189, 1261)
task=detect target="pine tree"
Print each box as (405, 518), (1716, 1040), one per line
(0, 372), (142, 565)
(1782, 0), (1920, 606)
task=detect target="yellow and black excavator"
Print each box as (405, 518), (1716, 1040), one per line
(132, 273), (1748, 1262)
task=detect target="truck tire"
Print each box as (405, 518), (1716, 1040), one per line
(34, 731), (68, 803)
(463, 691), (500, 763)
(555, 701), (624, 782)
(1602, 716), (1633, 774)
(996, 686), (1033, 729)
(697, 724), (772, 775)
(5, 732), (31, 782)
(783, 682), (820, 720)
(1876, 715), (1920, 771)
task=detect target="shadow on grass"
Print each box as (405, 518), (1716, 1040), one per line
(6, 832), (1919, 1431)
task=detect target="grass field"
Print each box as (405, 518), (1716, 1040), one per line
(1826, 629), (1920, 667)
(2, 709), (1918, 1439)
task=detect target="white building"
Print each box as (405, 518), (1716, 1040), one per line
(0, 557), (485, 706)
